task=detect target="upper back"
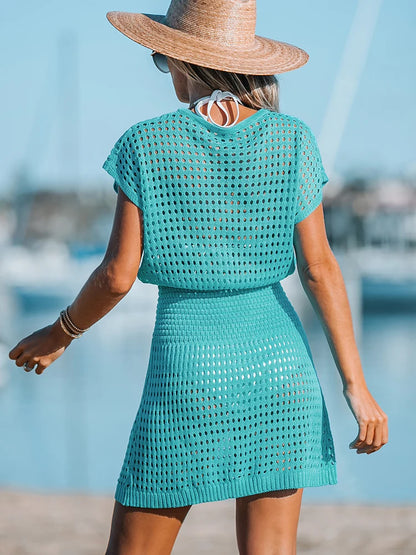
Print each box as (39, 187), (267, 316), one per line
(103, 107), (328, 291)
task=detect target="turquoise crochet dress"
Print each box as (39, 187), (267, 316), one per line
(102, 107), (337, 508)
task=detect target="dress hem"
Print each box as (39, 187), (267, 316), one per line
(114, 465), (338, 509)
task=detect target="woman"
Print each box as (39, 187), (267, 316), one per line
(9, 1), (388, 553)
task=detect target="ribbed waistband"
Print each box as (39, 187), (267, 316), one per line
(152, 282), (300, 343)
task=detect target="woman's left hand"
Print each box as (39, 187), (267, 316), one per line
(8, 318), (74, 375)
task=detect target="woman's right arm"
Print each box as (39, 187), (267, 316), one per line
(293, 203), (388, 455)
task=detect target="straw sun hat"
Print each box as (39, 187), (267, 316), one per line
(106, 0), (309, 75)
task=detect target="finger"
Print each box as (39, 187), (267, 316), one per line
(355, 422), (375, 453)
(359, 444), (382, 454)
(15, 353), (32, 367)
(349, 433), (363, 449)
(366, 446), (382, 454)
(9, 344), (24, 360)
(350, 424), (367, 449)
(372, 419), (383, 448)
(356, 445), (375, 454)
(357, 440), (384, 454)
(364, 422), (375, 447)
(23, 361), (36, 372)
(382, 418), (389, 446)
(35, 364), (46, 375)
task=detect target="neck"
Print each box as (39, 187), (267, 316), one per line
(187, 82), (214, 108)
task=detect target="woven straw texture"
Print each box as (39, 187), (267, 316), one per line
(106, 0), (309, 75)
(102, 108), (335, 508)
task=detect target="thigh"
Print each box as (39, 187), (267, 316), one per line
(105, 500), (192, 555)
(235, 488), (303, 555)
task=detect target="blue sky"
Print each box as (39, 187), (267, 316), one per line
(1, 0), (415, 193)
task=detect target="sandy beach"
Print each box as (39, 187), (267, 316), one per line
(0, 488), (415, 554)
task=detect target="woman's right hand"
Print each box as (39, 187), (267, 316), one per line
(343, 383), (388, 454)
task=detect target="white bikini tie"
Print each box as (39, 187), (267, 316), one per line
(192, 89), (243, 128)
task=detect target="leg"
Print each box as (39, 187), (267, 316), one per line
(105, 500), (192, 555)
(235, 488), (303, 555)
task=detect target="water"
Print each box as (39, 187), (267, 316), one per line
(1, 264), (414, 504)
(304, 309), (416, 503)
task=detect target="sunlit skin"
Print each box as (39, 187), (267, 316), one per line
(8, 56), (388, 555)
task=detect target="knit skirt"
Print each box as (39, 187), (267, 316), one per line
(114, 282), (337, 508)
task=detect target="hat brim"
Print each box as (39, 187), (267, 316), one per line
(106, 11), (309, 75)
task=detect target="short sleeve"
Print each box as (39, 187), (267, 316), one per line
(294, 123), (329, 224)
(102, 128), (143, 210)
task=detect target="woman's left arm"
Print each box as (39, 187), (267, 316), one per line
(9, 189), (143, 375)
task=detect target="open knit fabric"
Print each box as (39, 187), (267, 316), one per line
(103, 108), (329, 291)
(103, 108), (336, 509)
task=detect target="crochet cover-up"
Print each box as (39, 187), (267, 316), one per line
(102, 107), (337, 508)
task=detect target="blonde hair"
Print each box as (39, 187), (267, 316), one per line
(167, 57), (280, 112)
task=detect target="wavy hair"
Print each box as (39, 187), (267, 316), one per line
(167, 57), (280, 112)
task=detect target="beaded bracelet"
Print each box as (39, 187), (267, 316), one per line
(59, 306), (90, 339)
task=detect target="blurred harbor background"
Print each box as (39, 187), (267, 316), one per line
(1, 0), (416, 553)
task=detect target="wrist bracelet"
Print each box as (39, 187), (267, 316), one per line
(58, 306), (90, 339)
(59, 311), (83, 339)
(65, 306), (90, 333)
(63, 306), (90, 334)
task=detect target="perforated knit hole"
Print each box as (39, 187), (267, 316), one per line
(295, 127), (326, 220)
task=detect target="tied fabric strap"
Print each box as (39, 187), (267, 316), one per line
(193, 89), (243, 127)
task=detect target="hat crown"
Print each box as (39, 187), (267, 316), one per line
(164, 0), (256, 48)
